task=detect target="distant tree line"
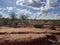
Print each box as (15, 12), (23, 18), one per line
(0, 12), (29, 28)
(0, 12), (60, 29)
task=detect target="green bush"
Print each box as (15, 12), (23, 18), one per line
(19, 15), (29, 27)
(34, 24), (44, 28)
(8, 21), (18, 28)
(50, 26), (56, 30)
(12, 22), (18, 27)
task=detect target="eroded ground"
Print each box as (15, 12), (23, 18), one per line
(0, 26), (60, 45)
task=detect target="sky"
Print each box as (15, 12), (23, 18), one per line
(0, 0), (60, 20)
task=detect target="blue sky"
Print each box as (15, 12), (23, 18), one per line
(0, 0), (60, 20)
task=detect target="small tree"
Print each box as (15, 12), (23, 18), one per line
(0, 14), (2, 19)
(19, 15), (29, 27)
(3, 18), (9, 26)
(10, 12), (17, 21)
(9, 12), (18, 27)
(0, 14), (3, 26)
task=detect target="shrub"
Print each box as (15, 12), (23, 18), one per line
(34, 24), (44, 28)
(50, 26), (56, 30)
(8, 21), (18, 28)
(19, 15), (29, 27)
(2, 18), (9, 26)
(12, 22), (18, 27)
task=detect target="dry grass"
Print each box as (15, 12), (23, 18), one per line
(0, 34), (46, 41)
(0, 26), (53, 41)
(0, 26), (60, 42)
(0, 26), (55, 32)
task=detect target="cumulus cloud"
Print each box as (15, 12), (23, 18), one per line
(16, 0), (60, 15)
(6, 7), (15, 12)
(0, 12), (9, 18)
(16, 0), (60, 8)
(16, 8), (20, 11)
(0, 7), (6, 12)
(17, 9), (32, 15)
(45, 0), (60, 9)
(0, 7), (16, 12)
(0, 8), (2, 10)
(16, 0), (45, 8)
(31, 12), (41, 19)
(39, 0), (60, 15)
(48, 13), (60, 19)
(16, 9), (32, 18)
(32, 12), (60, 19)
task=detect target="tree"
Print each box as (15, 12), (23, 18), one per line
(0, 14), (3, 26)
(19, 14), (29, 27)
(0, 14), (2, 19)
(9, 12), (18, 27)
(3, 18), (9, 26)
(10, 12), (17, 21)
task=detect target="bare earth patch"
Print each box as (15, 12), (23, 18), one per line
(0, 26), (60, 45)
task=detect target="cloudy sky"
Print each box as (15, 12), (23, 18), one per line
(0, 0), (60, 19)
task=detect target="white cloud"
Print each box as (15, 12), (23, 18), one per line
(16, 0), (60, 8)
(46, 0), (60, 8)
(0, 12), (9, 18)
(0, 7), (16, 12)
(16, 0), (45, 8)
(16, 0), (60, 15)
(16, 9), (32, 15)
(30, 12), (40, 19)
(16, 9), (32, 18)
(39, 0), (60, 15)
(16, 8), (20, 11)
(32, 12), (60, 19)
(6, 7), (15, 12)
(0, 8), (2, 10)
(0, 12), (3, 15)
(0, 7), (6, 12)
